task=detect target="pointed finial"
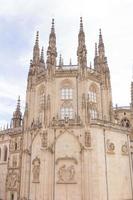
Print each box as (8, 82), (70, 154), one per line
(35, 31), (39, 46)
(16, 96), (20, 111)
(59, 54), (62, 66)
(51, 18), (55, 33)
(69, 58), (72, 65)
(80, 17), (83, 32)
(90, 62), (92, 69)
(40, 46), (44, 63)
(95, 43), (98, 57)
(99, 28), (103, 45)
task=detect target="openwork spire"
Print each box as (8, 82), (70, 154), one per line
(12, 96), (22, 128)
(98, 29), (105, 58)
(35, 31), (39, 46)
(80, 17), (83, 32)
(77, 17), (87, 69)
(47, 19), (57, 74)
(40, 46), (44, 63)
(33, 31), (40, 65)
(16, 96), (21, 112)
(59, 54), (63, 67)
(95, 42), (98, 57)
(51, 18), (55, 33)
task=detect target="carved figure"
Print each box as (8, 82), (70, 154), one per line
(32, 157), (40, 183)
(85, 132), (91, 147)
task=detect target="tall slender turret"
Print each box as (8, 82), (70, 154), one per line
(98, 29), (105, 59)
(12, 96), (22, 128)
(77, 17), (87, 77)
(47, 19), (57, 77)
(40, 46), (44, 64)
(33, 31), (40, 65)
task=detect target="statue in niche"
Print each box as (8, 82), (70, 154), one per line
(32, 157), (40, 183)
(57, 165), (75, 183)
(41, 130), (47, 148)
(7, 173), (18, 189)
(85, 132), (91, 147)
(12, 155), (17, 167)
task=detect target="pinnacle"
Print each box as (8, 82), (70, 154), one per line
(99, 28), (103, 45)
(40, 46), (44, 63)
(35, 31), (39, 46)
(80, 17), (83, 32)
(51, 18), (55, 33)
(95, 43), (98, 57)
(16, 96), (21, 112)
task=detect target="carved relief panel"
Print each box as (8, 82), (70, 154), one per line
(7, 172), (18, 190)
(56, 156), (77, 184)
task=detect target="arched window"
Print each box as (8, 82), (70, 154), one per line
(15, 142), (17, 151)
(3, 145), (8, 162)
(61, 88), (73, 100)
(60, 79), (73, 100)
(88, 84), (97, 103)
(60, 107), (73, 119)
(90, 108), (97, 119)
(121, 118), (130, 128)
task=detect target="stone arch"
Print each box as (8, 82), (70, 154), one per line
(60, 79), (74, 88)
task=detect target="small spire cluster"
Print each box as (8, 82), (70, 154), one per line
(12, 96), (22, 128)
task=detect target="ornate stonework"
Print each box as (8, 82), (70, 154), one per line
(106, 139), (115, 154)
(57, 165), (76, 184)
(32, 157), (40, 183)
(0, 19), (133, 200)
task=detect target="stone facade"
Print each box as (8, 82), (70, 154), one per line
(0, 18), (133, 200)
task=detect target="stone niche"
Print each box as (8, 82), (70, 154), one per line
(54, 131), (82, 200)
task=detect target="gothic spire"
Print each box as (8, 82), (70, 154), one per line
(47, 19), (57, 70)
(98, 29), (105, 58)
(12, 96), (22, 128)
(59, 54), (63, 67)
(33, 31), (40, 65)
(77, 17), (87, 68)
(80, 16), (83, 32)
(40, 46), (44, 63)
(95, 42), (98, 57)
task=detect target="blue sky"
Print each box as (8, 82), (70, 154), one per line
(0, 0), (133, 126)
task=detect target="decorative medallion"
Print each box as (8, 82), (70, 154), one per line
(121, 142), (128, 155)
(106, 139), (115, 154)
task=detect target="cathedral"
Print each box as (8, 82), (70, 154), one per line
(0, 18), (133, 200)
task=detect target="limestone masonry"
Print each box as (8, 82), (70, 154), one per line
(0, 18), (133, 200)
